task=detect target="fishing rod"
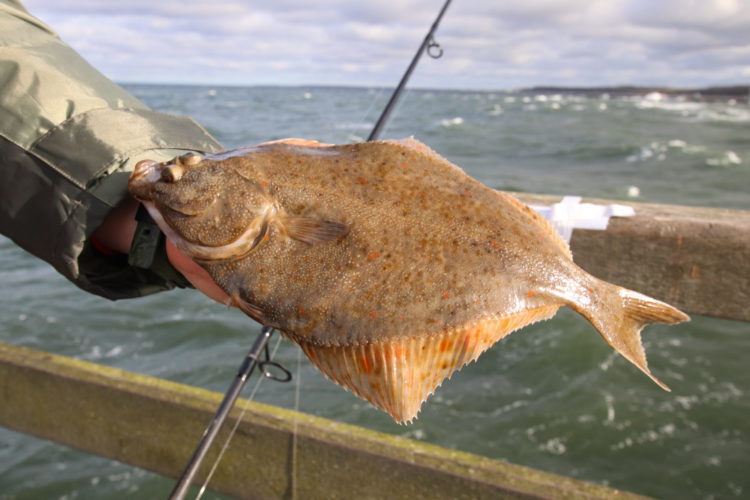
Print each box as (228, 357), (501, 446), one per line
(168, 326), (290, 499)
(367, 0), (453, 141)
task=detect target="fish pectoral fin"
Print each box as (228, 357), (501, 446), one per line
(279, 216), (349, 245)
(231, 293), (274, 326)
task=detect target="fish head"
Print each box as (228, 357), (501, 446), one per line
(128, 151), (272, 256)
(129, 152), (220, 214)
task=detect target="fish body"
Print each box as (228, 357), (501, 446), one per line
(129, 138), (688, 423)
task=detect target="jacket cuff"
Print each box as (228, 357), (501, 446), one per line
(37, 108), (221, 299)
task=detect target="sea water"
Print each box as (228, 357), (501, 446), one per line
(0, 86), (748, 499)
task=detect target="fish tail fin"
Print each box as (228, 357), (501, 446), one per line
(565, 279), (689, 391)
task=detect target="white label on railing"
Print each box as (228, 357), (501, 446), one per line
(530, 196), (635, 243)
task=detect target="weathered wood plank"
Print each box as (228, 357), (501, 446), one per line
(516, 194), (750, 322)
(0, 342), (648, 499)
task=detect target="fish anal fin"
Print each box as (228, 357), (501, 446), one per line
(292, 305), (559, 423)
(279, 215), (349, 245)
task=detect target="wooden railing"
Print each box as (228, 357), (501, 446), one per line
(0, 342), (647, 499)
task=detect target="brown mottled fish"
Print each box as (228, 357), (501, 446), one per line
(128, 138), (689, 423)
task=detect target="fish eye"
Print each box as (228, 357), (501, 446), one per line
(179, 152), (203, 166)
(160, 163), (184, 183)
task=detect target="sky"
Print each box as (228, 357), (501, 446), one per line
(23, 0), (750, 90)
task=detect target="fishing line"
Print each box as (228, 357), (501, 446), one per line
(290, 347), (303, 500)
(346, 86), (387, 142)
(378, 86), (414, 139)
(194, 334), (284, 500)
(352, 86), (414, 142)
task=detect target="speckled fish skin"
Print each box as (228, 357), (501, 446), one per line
(128, 138), (689, 423)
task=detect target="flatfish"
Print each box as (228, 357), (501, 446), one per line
(128, 138), (689, 423)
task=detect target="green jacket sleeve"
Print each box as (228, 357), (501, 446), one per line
(0, 0), (223, 299)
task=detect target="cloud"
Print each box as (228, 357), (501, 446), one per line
(21, 0), (750, 89)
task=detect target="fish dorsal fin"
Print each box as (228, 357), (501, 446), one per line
(384, 137), (467, 175)
(291, 305), (560, 423)
(259, 138), (332, 147)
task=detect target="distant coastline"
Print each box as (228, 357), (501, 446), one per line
(122, 82), (750, 102)
(526, 85), (749, 102)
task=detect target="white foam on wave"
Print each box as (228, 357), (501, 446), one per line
(707, 150), (743, 167)
(487, 104), (503, 116)
(626, 139), (704, 163)
(700, 106), (750, 123)
(637, 98), (703, 114)
(334, 121), (372, 130)
(632, 94), (750, 122)
(440, 116), (464, 127)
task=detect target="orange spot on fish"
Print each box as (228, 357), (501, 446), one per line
(490, 240), (501, 249)
(260, 180), (269, 187)
(402, 162), (410, 168)
(298, 306), (306, 315)
(366, 251), (380, 262)
(690, 265), (700, 279)
(369, 310), (378, 320)
(356, 177), (369, 184)
(441, 290), (451, 299)
(526, 290), (537, 298)
(439, 338), (452, 352)
(462, 330), (474, 351)
(360, 355), (371, 374)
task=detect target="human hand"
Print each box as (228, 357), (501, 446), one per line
(93, 196), (230, 305)
(165, 241), (230, 304)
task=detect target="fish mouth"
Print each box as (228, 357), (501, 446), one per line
(130, 159), (161, 183)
